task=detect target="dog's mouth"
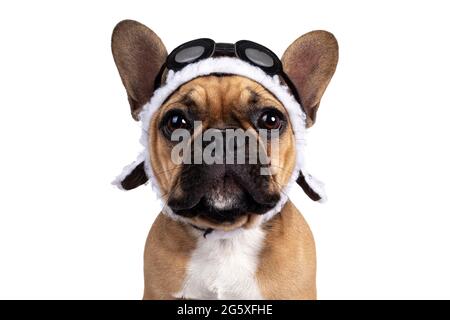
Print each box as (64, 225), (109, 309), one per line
(168, 172), (280, 225)
(173, 190), (277, 223)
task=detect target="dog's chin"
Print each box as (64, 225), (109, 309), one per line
(170, 179), (280, 228)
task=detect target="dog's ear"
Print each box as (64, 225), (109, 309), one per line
(112, 20), (167, 120)
(282, 31), (338, 127)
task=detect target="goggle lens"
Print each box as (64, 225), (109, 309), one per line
(244, 48), (274, 68)
(174, 46), (205, 63)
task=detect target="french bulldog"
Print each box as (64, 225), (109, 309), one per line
(111, 20), (338, 299)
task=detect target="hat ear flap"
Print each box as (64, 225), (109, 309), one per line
(112, 153), (149, 190)
(297, 170), (327, 202)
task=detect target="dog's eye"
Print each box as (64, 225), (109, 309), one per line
(165, 111), (189, 131)
(168, 114), (187, 130)
(257, 109), (283, 130)
(161, 110), (191, 138)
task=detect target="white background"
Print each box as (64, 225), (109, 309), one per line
(0, 0), (449, 299)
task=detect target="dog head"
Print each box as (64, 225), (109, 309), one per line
(112, 20), (338, 230)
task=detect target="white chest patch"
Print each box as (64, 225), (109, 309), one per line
(174, 227), (266, 300)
